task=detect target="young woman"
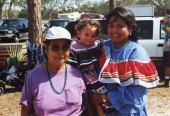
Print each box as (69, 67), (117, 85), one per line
(90, 7), (159, 116)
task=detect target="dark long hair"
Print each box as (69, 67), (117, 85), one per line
(106, 7), (140, 42)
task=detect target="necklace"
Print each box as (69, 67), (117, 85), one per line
(46, 62), (67, 94)
(112, 40), (130, 51)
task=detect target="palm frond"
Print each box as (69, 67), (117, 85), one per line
(6, 45), (24, 67)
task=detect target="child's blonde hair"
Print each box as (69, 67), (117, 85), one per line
(74, 20), (101, 36)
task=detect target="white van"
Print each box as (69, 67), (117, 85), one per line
(136, 17), (164, 61)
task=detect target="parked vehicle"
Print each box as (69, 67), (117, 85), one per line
(43, 19), (72, 35)
(0, 81), (5, 94)
(0, 20), (3, 26)
(58, 12), (81, 21)
(0, 18), (29, 43)
(123, 5), (155, 17)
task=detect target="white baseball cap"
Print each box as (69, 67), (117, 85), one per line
(44, 26), (72, 42)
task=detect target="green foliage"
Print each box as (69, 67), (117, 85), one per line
(93, 1), (109, 16)
(41, 9), (58, 20)
(16, 0), (27, 10)
(118, 0), (136, 6)
(3, 0), (170, 20)
(6, 45), (24, 68)
(18, 9), (27, 19)
(8, 10), (19, 18)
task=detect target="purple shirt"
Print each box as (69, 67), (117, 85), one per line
(20, 63), (86, 116)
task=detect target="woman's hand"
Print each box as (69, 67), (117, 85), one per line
(90, 94), (103, 106)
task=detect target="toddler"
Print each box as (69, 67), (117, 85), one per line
(68, 20), (114, 116)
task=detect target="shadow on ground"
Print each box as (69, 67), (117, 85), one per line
(5, 87), (22, 93)
(0, 81), (22, 94)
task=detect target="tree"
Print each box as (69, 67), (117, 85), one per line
(41, 0), (59, 20)
(16, 0), (27, 18)
(118, 0), (136, 6)
(8, 0), (17, 18)
(92, 1), (109, 16)
(18, 9), (27, 18)
(17, 0), (27, 9)
(0, 0), (6, 19)
(153, 0), (170, 16)
(27, 0), (42, 44)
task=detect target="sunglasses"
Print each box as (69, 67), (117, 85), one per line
(50, 44), (70, 52)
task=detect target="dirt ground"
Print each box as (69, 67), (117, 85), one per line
(0, 81), (170, 116)
(147, 82), (170, 116)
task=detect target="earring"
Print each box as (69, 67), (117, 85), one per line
(129, 33), (132, 36)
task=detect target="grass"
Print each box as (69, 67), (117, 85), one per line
(0, 84), (22, 116)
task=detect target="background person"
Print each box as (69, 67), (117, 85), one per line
(162, 8), (170, 40)
(162, 8), (170, 87)
(20, 26), (87, 116)
(90, 7), (159, 116)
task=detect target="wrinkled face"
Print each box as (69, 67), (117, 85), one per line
(107, 16), (132, 46)
(45, 39), (70, 66)
(77, 24), (98, 46)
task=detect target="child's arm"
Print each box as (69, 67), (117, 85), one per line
(83, 100), (105, 116)
(83, 93), (105, 116)
(82, 93), (94, 116)
(67, 50), (78, 67)
(96, 105), (105, 116)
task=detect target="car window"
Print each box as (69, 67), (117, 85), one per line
(18, 20), (24, 26)
(23, 20), (28, 27)
(9, 20), (17, 26)
(0, 20), (3, 26)
(65, 21), (79, 38)
(160, 29), (165, 39)
(136, 20), (153, 39)
(49, 20), (70, 28)
(99, 20), (108, 35)
(1, 20), (18, 27)
(160, 20), (165, 39)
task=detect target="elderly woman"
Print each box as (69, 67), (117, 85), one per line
(20, 27), (87, 116)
